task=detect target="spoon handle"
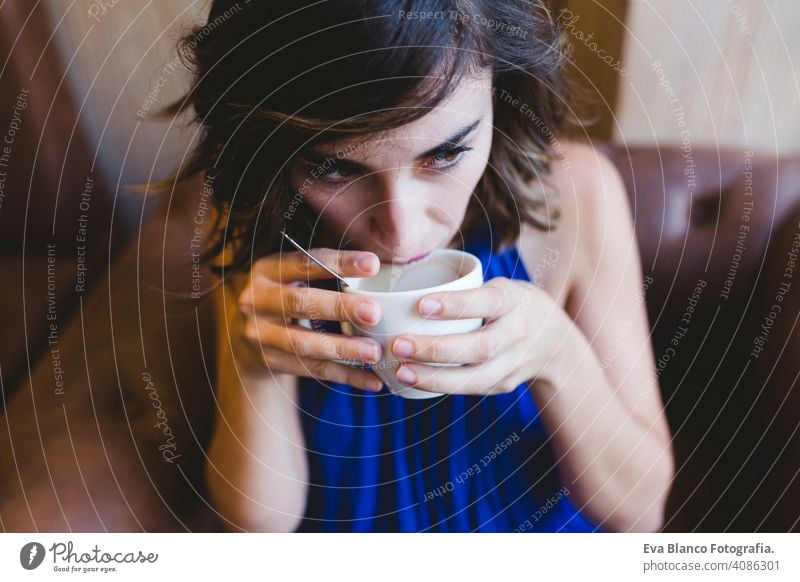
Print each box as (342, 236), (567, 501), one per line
(280, 230), (350, 287)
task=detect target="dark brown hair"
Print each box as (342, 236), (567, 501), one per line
(164, 0), (573, 276)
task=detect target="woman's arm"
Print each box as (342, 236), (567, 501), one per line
(531, 145), (673, 532)
(206, 243), (384, 531)
(205, 280), (309, 532)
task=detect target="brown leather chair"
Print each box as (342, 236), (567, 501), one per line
(2, 3), (799, 532)
(606, 145), (800, 531)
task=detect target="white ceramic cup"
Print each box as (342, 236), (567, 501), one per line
(340, 249), (484, 399)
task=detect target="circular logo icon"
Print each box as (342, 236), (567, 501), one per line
(20, 542), (46, 570)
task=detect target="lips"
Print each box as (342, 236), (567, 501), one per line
(389, 251), (431, 265)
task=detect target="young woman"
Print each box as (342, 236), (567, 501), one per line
(171, 0), (674, 532)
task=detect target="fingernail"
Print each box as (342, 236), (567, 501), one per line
(357, 254), (377, 272)
(358, 343), (380, 363)
(356, 301), (377, 323)
(366, 377), (383, 391)
(392, 338), (414, 358)
(419, 297), (442, 316)
(396, 366), (416, 385)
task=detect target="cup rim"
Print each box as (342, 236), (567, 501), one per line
(343, 249), (482, 296)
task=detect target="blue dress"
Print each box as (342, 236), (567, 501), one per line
(296, 226), (601, 532)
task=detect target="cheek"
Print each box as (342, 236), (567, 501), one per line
(462, 149), (491, 192)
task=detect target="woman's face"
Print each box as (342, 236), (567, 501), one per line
(288, 73), (494, 264)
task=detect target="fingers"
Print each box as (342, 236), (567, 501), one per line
(254, 248), (379, 283)
(240, 284), (381, 325)
(250, 345), (384, 392)
(390, 328), (501, 365)
(417, 277), (520, 320)
(245, 319), (382, 364)
(233, 248), (386, 393)
(393, 361), (520, 396)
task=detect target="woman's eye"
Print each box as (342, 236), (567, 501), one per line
(436, 150), (461, 163)
(319, 167), (351, 181)
(424, 145), (471, 170)
(315, 165), (359, 186)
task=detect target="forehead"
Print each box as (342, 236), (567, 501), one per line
(323, 70), (493, 158)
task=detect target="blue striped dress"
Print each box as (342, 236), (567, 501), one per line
(296, 226), (601, 532)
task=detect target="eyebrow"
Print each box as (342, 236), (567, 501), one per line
(302, 117), (482, 174)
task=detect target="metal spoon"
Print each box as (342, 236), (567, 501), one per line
(280, 229), (350, 288)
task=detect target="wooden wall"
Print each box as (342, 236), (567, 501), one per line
(614, 0), (800, 155)
(45, 1), (206, 185)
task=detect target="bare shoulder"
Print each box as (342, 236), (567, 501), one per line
(547, 141), (629, 248)
(517, 141), (629, 308)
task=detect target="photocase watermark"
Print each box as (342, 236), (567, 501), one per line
(142, 372), (181, 463)
(86, 0), (121, 23)
(651, 60), (696, 193)
(334, 354), (402, 371)
(397, 9), (527, 39)
(720, 150), (755, 301)
(726, 0), (753, 37)
(493, 86), (571, 171)
(0, 87), (30, 214)
(601, 274), (653, 371)
(190, 174), (214, 298)
(293, 304), (382, 383)
(137, 2), (245, 119)
(556, 9), (628, 76)
(284, 157), (339, 221)
(184, 1), (245, 52)
(25, 540), (158, 574)
(20, 542), (45, 570)
(46, 244), (65, 396)
(74, 176), (95, 294)
(137, 57), (182, 120)
(529, 245), (560, 287)
(677, 279), (706, 333)
(634, 278), (707, 404)
(423, 431), (520, 503)
(507, 246), (560, 337)
(285, 141), (373, 221)
(653, 279), (706, 378)
(749, 220), (799, 359)
(513, 485), (570, 531)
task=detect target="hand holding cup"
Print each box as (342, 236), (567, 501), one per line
(237, 248), (385, 391)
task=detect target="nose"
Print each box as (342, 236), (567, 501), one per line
(367, 172), (426, 259)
